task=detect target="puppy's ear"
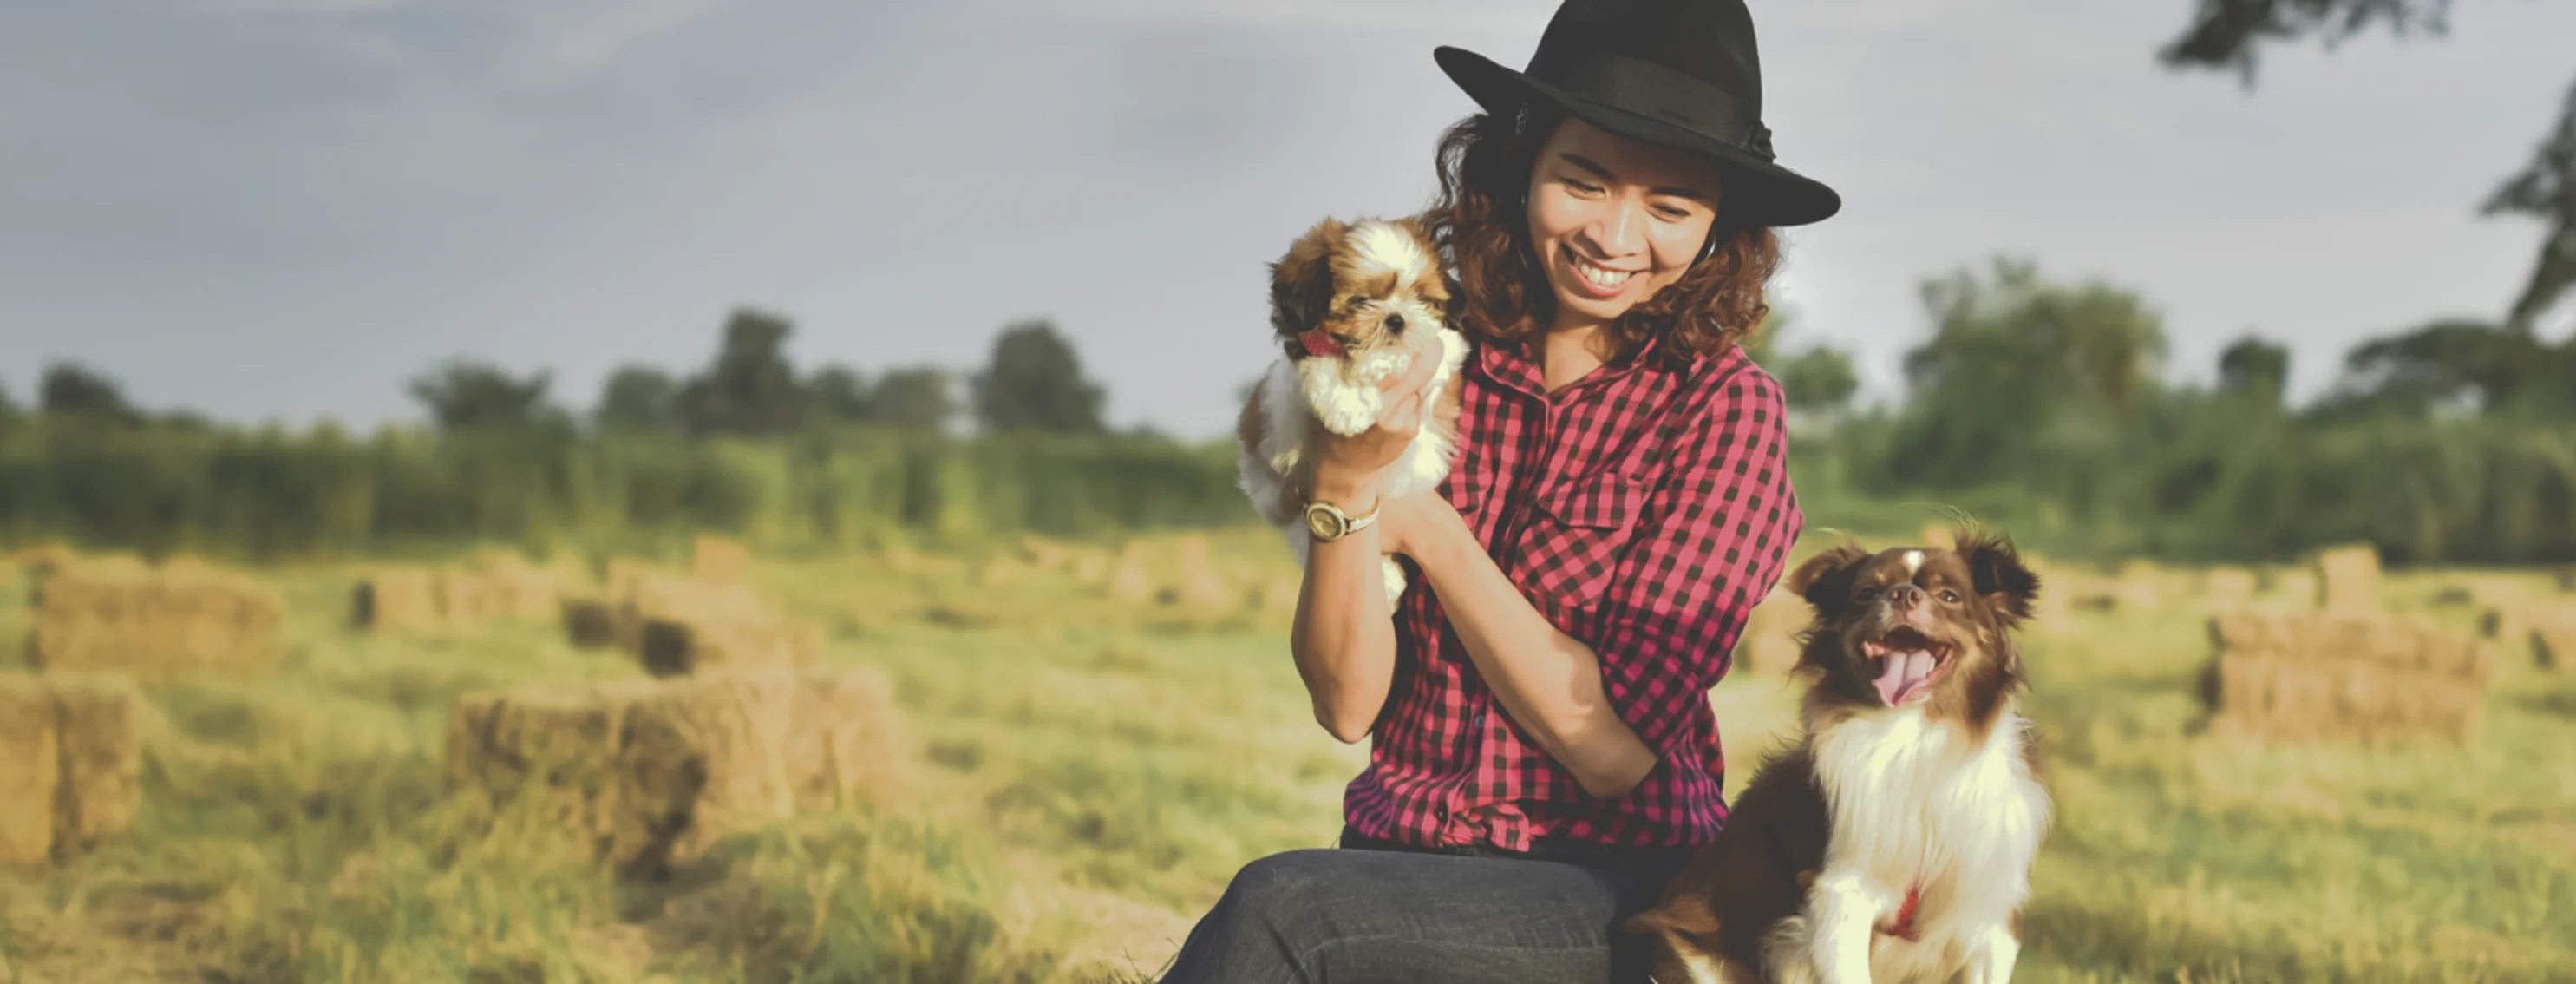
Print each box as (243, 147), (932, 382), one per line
(1954, 530), (2039, 626)
(1787, 543), (1872, 618)
(1269, 218), (1346, 340)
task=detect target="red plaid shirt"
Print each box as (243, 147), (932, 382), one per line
(1343, 333), (1802, 850)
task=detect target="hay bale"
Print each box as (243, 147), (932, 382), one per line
(351, 568), (441, 631)
(561, 597), (621, 649)
(1731, 589), (1808, 674)
(2204, 610), (2490, 745)
(1171, 535), (1232, 609)
(1108, 541), (1155, 604)
(2313, 543), (2381, 611)
(27, 559), (280, 680)
(1016, 535), (1072, 572)
(691, 534), (753, 584)
(2203, 567), (2258, 607)
(787, 670), (903, 810)
(0, 675), (60, 866)
(1070, 550), (1111, 585)
(446, 683), (650, 853)
(637, 612), (814, 678)
(47, 674), (145, 856)
(613, 672), (801, 872)
(2515, 602), (2576, 672)
(450, 670), (902, 876)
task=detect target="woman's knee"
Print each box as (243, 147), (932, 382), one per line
(1217, 849), (1350, 928)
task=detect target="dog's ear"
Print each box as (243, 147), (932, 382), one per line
(1787, 543), (1872, 618)
(1953, 530), (2039, 626)
(1268, 218), (1345, 340)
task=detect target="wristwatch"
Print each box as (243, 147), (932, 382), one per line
(1303, 496), (1380, 542)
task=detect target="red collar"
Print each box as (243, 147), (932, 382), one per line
(1298, 328), (1344, 358)
(1878, 883), (1925, 941)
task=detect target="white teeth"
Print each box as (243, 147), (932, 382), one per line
(1572, 254), (1632, 288)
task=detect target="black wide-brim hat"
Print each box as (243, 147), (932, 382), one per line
(1435, 0), (1840, 228)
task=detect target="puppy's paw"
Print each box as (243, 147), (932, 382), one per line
(1379, 557), (1409, 607)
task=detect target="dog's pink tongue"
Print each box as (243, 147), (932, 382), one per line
(1872, 650), (1936, 705)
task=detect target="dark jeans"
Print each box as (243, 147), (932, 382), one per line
(1156, 826), (1692, 984)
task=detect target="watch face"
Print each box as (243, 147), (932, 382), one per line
(1305, 505), (1341, 540)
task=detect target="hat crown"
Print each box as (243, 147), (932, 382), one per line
(1522, 0), (1769, 156)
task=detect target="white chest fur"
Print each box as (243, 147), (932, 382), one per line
(1770, 705), (2051, 984)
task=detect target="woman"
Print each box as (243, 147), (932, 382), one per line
(1161, 1), (1840, 980)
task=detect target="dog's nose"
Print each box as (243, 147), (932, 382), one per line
(1383, 313), (1405, 333)
(1887, 584), (1925, 610)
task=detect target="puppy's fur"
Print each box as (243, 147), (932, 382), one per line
(1625, 530), (2053, 984)
(1236, 216), (1468, 604)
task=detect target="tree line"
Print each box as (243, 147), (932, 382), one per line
(1, 311), (1115, 442)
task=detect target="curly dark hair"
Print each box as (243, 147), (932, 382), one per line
(1421, 108), (1782, 369)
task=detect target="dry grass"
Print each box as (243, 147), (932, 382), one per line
(0, 530), (2571, 982)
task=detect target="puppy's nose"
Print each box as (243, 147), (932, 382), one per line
(1383, 313), (1405, 333)
(1887, 584), (1925, 610)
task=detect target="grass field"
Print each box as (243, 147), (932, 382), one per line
(1, 528), (2573, 983)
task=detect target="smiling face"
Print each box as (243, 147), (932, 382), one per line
(1523, 117), (1725, 333)
(1787, 534), (2042, 730)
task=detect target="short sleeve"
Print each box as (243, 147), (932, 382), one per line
(1589, 363), (1802, 758)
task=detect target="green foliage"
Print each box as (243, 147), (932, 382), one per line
(871, 368), (958, 434)
(2481, 76), (2576, 332)
(973, 319), (1107, 435)
(0, 419), (1249, 559)
(594, 364), (683, 436)
(677, 308), (811, 437)
(409, 359), (568, 433)
(1889, 258), (2168, 489)
(41, 361), (144, 424)
(807, 365), (873, 426)
(2218, 334), (2292, 405)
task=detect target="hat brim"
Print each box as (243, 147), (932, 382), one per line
(1435, 45), (1841, 228)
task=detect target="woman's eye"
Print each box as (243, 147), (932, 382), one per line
(1567, 180), (1603, 195)
(1653, 205), (1690, 220)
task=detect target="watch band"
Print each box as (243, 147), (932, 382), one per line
(1304, 496), (1381, 542)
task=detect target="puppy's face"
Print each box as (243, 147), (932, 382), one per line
(1786, 532), (2040, 725)
(1267, 217), (1449, 362)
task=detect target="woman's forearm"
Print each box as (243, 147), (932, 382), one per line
(1290, 482), (1399, 744)
(1409, 509), (1658, 798)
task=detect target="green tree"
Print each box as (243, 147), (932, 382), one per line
(408, 359), (565, 431)
(871, 366), (957, 432)
(807, 365), (874, 425)
(677, 307), (808, 436)
(1741, 306), (1860, 414)
(594, 364), (682, 434)
(40, 363), (143, 424)
(2482, 78), (2576, 332)
(2321, 317), (2576, 418)
(972, 319), (1106, 434)
(1892, 258), (2170, 486)
(2159, 0), (2576, 333)
(2217, 333), (2292, 404)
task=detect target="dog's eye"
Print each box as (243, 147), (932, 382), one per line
(1939, 589), (1960, 604)
(1854, 587), (1879, 602)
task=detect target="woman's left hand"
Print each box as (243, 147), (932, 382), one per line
(1374, 489), (1461, 562)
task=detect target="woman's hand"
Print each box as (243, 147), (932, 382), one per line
(1308, 349), (1442, 508)
(1373, 489), (1462, 562)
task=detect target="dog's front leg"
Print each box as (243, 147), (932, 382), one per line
(1801, 872), (1890, 984)
(1965, 924), (2020, 984)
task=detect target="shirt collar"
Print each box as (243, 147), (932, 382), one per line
(1474, 330), (1671, 397)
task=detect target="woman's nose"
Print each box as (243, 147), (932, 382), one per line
(1585, 200), (1647, 257)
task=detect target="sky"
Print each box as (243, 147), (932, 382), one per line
(3, 0), (2572, 438)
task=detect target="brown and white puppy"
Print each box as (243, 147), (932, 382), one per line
(1625, 531), (2052, 984)
(1236, 216), (1468, 605)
